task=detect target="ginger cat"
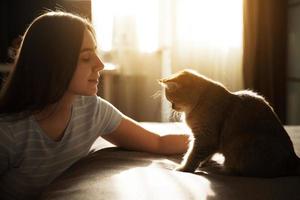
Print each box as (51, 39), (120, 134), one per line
(159, 69), (300, 177)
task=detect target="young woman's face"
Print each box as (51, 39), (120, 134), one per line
(68, 29), (104, 96)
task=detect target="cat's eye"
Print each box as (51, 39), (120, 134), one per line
(165, 81), (179, 92)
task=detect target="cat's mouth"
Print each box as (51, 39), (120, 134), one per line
(171, 103), (177, 110)
(172, 103), (182, 112)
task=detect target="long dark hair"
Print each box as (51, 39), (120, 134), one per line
(0, 11), (95, 119)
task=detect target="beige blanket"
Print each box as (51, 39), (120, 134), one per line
(41, 123), (300, 200)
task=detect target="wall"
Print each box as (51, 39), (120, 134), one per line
(0, 0), (61, 62)
(287, 0), (300, 124)
(98, 52), (163, 122)
(0, 0), (91, 87)
(0, 0), (90, 63)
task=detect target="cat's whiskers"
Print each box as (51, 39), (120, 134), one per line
(169, 110), (183, 122)
(151, 90), (162, 99)
(180, 112), (186, 122)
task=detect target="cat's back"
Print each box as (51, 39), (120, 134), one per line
(232, 90), (275, 118)
(227, 90), (285, 134)
(234, 90), (267, 105)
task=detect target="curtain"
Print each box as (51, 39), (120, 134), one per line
(92, 0), (244, 122)
(243, 0), (288, 123)
(171, 0), (244, 91)
(92, 0), (163, 122)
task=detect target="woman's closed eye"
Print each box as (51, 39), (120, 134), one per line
(80, 53), (91, 62)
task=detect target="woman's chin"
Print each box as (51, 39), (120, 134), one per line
(81, 88), (98, 96)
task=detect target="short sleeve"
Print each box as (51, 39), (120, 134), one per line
(94, 96), (124, 135)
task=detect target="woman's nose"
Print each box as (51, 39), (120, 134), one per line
(95, 55), (104, 71)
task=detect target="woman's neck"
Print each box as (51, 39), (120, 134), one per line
(34, 93), (76, 141)
(35, 93), (76, 121)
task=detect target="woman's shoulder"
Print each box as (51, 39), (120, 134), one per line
(0, 115), (29, 126)
(0, 115), (32, 140)
(0, 117), (10, 132)
(74, 95), (102, 106)
(73, 95), (121, 116)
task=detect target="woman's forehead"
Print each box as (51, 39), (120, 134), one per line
(80, 29), (96, 52)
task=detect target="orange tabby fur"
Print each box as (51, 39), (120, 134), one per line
(160, 69), (300, 177)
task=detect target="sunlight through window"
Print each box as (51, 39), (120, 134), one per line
(176, 0), (243, 49)
(92, 0), (159, 53)
(92, 0), (243, 52)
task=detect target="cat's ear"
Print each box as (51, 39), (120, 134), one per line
(158, 79), (180, 92)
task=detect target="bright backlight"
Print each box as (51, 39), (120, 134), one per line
(92, 0), (243, 52)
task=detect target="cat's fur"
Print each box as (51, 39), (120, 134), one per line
(159, 69), (300, 177)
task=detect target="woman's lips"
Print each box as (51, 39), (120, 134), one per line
(88, 79), (99, 84)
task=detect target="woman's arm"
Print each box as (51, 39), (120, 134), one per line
(102, 117), (190, 155)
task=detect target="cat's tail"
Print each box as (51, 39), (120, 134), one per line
(296, 157), (300, 176)
(284, 155), (300, 176)
(289, 156), (300, 176)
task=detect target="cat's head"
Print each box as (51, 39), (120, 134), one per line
(159, 69), (211, 113)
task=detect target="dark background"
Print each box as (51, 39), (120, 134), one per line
(0, 0), (293, 124)
(0, 0), (91, 63)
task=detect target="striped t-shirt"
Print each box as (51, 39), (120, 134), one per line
(0, 95), (123, 199)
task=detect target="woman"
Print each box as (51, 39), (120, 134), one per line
(0, 11), (189, 199)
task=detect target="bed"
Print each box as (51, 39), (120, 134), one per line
(40, 123), (300, 200)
